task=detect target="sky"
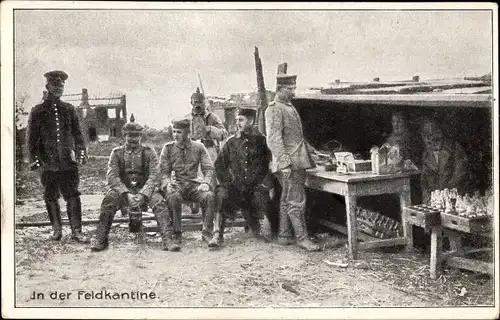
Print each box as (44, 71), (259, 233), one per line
(14, 8), (493, 129)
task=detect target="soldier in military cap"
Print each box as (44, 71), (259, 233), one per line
(26, 70), (89, 243)
(159, 118), (216, 248)
(90, 114), (173, 251)
(264, 74), (320, 252)
(209, 108), (274, 247)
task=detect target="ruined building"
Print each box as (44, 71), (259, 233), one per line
(45, 89), (127, 142)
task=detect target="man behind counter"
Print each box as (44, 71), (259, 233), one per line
(420, 117), (470, 204)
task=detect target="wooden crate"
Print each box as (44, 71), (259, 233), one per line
(403, 205), (441, 229)
(440, 212), (491, 234)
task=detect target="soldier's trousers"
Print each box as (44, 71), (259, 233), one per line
(214, 185), (271, 235)
(41, 169), (83, 233)
(275, 169), (309, 241)
(94, 190), (168, 242)
(164, 185), (214, 238)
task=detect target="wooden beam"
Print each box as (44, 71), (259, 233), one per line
(277, 63), (287, 76)
(143, 219), (247, 233)
(294, 93), (492, 108)
(446, 256), (494, 275)
(357, 237), (407, 250)
(311, 217), (376, 242)
(16, 213), (244, 229)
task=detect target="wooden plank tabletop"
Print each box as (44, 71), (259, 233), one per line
(306, 168), (419, 183)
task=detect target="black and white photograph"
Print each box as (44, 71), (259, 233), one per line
(1, 2), (498, 319)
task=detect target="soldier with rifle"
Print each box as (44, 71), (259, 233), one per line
(26, 70), (89, 243)
(190, 87), (228, 163)
(188, 87), (227, 215)
(90, 114), (172, 251)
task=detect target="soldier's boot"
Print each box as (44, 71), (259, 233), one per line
(289, 211), (320, 252)
(120, 206), (130, 217)
(261, 216), (273, 242)
(154, 205), (180, 252)
(208, 212), (225, 248)
(46, 201), (62, 241)
(277, 209), (295, 245)
(67, 197), (90, 243)
(201, 203), (214, 243)
(90, 209), (114, 252)
(247, 212), (267, 242)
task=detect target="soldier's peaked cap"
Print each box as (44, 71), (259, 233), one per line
(276, 74), (297, 86)
(122, 113), (144, 134)
(172, 119), (191, 131)
(44, 70), (68, 83)
(237, 108), (257, 118)
(191, 87), (205, 103)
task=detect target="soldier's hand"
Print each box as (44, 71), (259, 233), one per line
(127, 193), (138, 207)
(197, 183), (210, 192)
(135, 194), (145, 206)
(29, 160), (42, 171)
(280, 167), (292, 180)
(165, 183), (175, 194)
(78, 150), (88, 165)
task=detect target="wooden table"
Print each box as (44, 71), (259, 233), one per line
(305, 169), (418, 259)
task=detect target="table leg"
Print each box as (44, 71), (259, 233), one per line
(399, 190), (413, 252)
(430, 226), (442, 280)
(345, 195), (358, 260)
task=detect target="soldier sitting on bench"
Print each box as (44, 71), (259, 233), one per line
(159, 119), (216, 250)
(90, 114), (171, 251)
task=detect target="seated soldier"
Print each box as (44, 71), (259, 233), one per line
(210, 108), (274, 248)
(159, 119), (215, 249)
(90, 114), (171, 251)
(420, 117), (470, 203)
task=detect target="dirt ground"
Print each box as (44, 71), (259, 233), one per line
(12, 148), (495, 308)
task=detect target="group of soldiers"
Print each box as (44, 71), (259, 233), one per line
(27, 70), (322, 253)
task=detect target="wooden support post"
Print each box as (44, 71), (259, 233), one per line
(345, 195), (358, 260)
(430, 226), (443, 280)
(254, 47), (268, 134)
(400, 190), (413, 252)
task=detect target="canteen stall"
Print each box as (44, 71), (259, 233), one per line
(291, 90), (493, 268)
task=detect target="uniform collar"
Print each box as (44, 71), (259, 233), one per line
(274, 96), (292, 106)
(235, 126), (261, 139)
(44, 97), (61, 105)
(124, 145), (142, 153)
(175, 140), (192, 149)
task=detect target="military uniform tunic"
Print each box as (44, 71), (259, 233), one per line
(265, 97), (315, 240)
(214, 127), (272, 227)
(159, 140), (215, 237)
(27, 97), (86, 172)
(26, 97), (86, 201)
(107, 145), (159, 199)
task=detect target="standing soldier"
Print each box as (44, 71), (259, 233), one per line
(190, 87), (228, 163)
(159, 119), (215, 249)
(210, 108), (273, 248)
(189, 87), (228, 215)
(90, 114), (171, 251)
(26, 70), (89, 243)
(265, 74), (320, 252)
